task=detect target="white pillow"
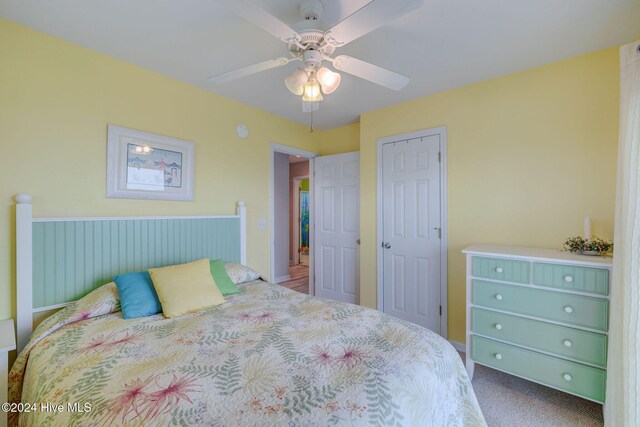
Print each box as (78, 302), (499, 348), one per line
(224, 263), (261, 284)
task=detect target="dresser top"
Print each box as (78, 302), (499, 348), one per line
(0, 319), (16, 353)
(463, 244), (613, 267)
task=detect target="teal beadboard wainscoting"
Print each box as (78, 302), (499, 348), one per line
(464, 244), (612, 404)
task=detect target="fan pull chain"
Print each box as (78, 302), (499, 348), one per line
(310, 108), (315, 132)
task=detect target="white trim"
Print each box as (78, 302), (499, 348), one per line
(449, 340), (466, 353)
(237, 201), (247, 265)
(16, 195), (33, 354)
(375, 126), (449, 339)
(273, 275), (292, 284)
(308, 159), (315, 296)
(269, 143), (317, 295)
(33, 215), (239, 222)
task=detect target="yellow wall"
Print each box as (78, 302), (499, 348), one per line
(315, 122), (360, 155)
(359, 48), (619, 343)
(0, 18), (621, 349)
(0, 19), (319, 320)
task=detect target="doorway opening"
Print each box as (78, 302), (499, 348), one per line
(270, 143), (316, 295)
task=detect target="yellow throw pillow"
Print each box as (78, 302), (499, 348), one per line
(149, 258), (225, 318)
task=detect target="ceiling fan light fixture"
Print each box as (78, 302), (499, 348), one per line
(302, 79), (323, 102)
(285, 69), (308, 95)
(316, 67), (341, 94)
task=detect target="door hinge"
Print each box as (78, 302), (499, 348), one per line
(439, 305), (442, 316)
(434, 227), (442, 239)
(438, 152), (441, 162)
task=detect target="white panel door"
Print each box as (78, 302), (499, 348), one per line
(314, 152), (360, 304)
(382, 136), (441, 333)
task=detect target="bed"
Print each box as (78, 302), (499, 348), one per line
(9, 195), (485, 426)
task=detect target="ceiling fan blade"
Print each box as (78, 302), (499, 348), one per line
(208, 57), (291, 84)
(332, 55), (409, 91)
(324, 0), (423, 47)
(217, 0), (300, 43)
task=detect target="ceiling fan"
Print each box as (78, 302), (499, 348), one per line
(208, 0), (423, 111)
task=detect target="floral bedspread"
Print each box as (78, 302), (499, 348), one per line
(9, 280), (485, 426)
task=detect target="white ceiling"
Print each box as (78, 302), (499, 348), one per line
(2, 0), (639, 130)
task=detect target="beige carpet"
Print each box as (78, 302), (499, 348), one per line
(464, 355), (604, 426)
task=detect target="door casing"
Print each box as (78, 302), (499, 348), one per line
(375, 126), (448, 339)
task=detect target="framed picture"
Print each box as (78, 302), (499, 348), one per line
(106, 124), (195, 201)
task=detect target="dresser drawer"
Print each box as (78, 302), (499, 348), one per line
(533, 263), (609, 296)
(472, 335), (606, 402)
(472, 280), (608, 331)
(471, 308), (607, 367)
(472, 256), (529, 284)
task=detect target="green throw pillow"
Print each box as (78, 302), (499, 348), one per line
(210, 259), (241, 296)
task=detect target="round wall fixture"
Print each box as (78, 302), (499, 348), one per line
(236, 124), (249, 138)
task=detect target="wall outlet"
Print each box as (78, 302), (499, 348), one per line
(257, 219), (267, 230)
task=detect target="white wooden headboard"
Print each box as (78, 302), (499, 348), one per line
(15, 193), (247, 353)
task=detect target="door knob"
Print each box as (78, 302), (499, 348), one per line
(382, 242), (391, 249)
(356, 239), (361, 245)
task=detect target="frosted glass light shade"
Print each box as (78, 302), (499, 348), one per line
(285, 69), (308, 96)
(317, 67), (341, 94)
(302, 80), (323, 102)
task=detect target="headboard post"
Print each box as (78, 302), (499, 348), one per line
(237, 201), (247, 265)
(15, 194), (33, 353)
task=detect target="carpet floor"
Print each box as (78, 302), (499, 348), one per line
(464, 355), (604, 426)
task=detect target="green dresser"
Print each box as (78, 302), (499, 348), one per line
(463, 244), (612, 403)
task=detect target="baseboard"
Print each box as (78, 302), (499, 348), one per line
(449, 340), (466, 353)
(273, 275), (291, 284)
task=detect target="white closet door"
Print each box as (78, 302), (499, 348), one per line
(314, 152), (360, 304)
(382, 136), (441, 333)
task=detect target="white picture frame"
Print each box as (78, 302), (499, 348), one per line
(106, 124), (195, 201)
